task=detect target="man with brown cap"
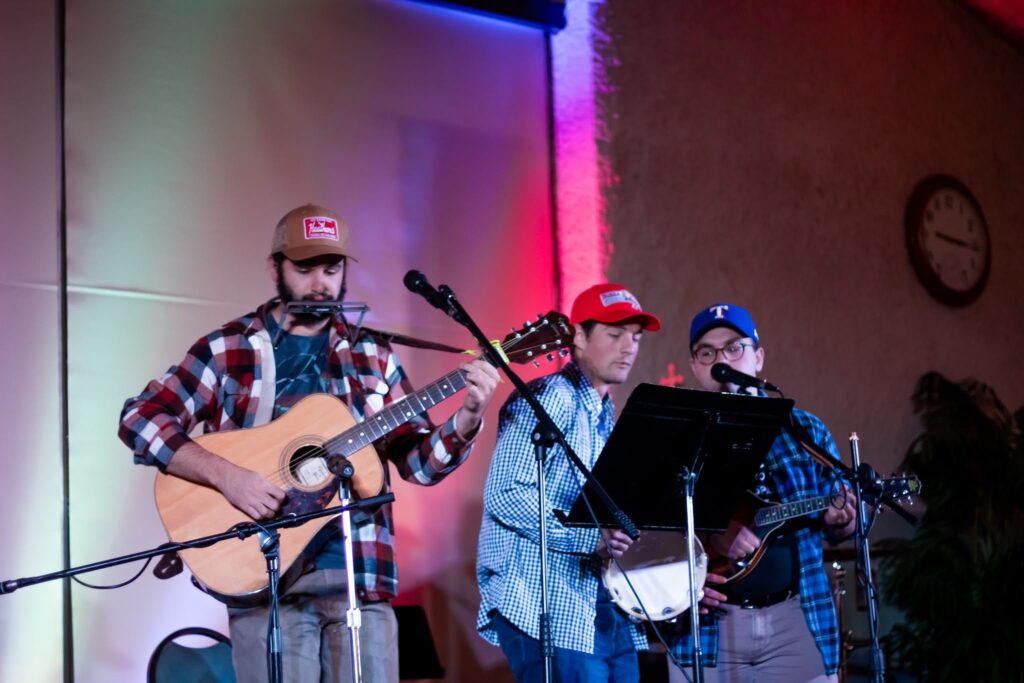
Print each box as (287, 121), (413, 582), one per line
(120, 204), (499, 682)
(476, 283), (661, 682)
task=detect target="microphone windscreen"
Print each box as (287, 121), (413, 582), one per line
(403, 269), (426, 292)
(711, 363), (733, 383)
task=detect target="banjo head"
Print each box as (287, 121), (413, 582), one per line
(603, 530), (708, 621)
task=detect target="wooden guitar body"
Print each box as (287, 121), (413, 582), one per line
(154, 394), (384, 605)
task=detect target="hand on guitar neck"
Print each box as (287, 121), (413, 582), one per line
(453, 359), (501, 439)
(822, 483), (857, 540)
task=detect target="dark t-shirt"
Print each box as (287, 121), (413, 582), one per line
(266, 312), (346, 568)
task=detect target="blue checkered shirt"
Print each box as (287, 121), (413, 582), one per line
(476, 362), (648, 653)
(669, 408), (845, 674)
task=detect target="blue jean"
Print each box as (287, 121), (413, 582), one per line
(490, 594), (640, 683)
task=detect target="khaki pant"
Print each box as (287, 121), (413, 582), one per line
(669, 595), (837, 683)
(227, 568), (399, 683)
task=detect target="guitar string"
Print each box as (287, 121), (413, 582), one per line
(259, 332), (564, 490)
(261, 334), (552, 487)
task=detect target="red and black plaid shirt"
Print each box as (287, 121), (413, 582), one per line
(119, 300), (476, 601)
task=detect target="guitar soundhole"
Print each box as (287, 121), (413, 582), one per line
(288, 445), (332, 489)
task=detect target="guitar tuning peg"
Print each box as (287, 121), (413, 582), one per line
(537, 312), (544, 320)
(559, 349), (569, 357)
(546, 353), (554, 362)
(510, 327), (516, 334)
(523, 321), (531, 328)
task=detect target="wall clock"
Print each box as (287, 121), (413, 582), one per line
(904, 174), (991, 307)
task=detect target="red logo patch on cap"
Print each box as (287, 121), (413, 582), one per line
(303, 217), (340, 241)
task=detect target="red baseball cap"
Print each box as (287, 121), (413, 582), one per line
(569, 283), (661, 332)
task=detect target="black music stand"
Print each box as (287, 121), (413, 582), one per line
(557, 383), (793, 682)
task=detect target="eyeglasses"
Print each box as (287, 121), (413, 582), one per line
(691, 341), (756, 366)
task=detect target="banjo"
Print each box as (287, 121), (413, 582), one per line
(603, 530), (707, 621)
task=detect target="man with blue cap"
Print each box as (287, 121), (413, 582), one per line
(669, 303), (858, 683)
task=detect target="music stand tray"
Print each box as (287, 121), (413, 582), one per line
(556, 383), (793, 533)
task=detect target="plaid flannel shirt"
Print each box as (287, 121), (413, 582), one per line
(669, 408), (845, 674)
(476, 362), (648, 654)
(119, 300), (476, 602)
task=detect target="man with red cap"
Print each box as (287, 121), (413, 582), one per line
(476, 283), (661, 682)
(120, 204), (499, 682)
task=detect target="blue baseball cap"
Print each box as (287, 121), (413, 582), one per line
(689, 303), (759, 347)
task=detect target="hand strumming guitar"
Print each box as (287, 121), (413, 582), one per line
(709, 518), (762, 560)
(167, 441), (286, 520)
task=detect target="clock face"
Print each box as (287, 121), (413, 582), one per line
(905, 175), (991, 307)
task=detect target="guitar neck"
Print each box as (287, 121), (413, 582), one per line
(323, 369), (467, 458)
(754, 495), (833, 527)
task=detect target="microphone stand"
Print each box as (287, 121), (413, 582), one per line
(848, 434), (885, 683)
(331, 461), (364, 683)
(1, 493), (394, 682)
(768, 379), (913, 683)
(681, 420), (712, 683)
(415, 278), (639, 682)
(260, 526), (284, 683)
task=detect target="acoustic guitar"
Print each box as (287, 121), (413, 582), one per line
(154, 311), (573, 605)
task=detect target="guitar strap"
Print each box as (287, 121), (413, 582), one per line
(357, 325), (472, 356)
(263, 298), (470, 356)
(783, 415), (846, 473)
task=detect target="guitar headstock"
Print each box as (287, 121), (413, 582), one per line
(872, 474), (922, 505)
(501, 311), (574, 367)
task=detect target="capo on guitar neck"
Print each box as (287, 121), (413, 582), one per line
(488, 339), (509, 365)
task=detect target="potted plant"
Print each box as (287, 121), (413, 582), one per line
(880, 371), (1024, 682)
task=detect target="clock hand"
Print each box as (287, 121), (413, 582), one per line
(934, 231), (980, 251)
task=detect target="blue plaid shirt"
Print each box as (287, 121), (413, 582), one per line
(669, 408), (845, 674)
(476, 362), (648, 653)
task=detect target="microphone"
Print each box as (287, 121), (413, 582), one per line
(711, 363), (780, 393)
(403, 269), (434, 297)
(403, 270), (449, 312)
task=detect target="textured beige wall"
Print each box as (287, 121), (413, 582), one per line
(595, 0), (1024, 475)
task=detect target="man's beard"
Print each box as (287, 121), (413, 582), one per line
(276, 262), (342, 323)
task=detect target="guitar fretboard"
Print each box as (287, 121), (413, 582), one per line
(324, 369), (468, 457)
(754, 496), (831, 527)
